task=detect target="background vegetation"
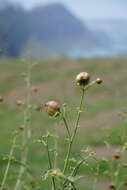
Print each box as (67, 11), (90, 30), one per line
(0, 58), (127, 190)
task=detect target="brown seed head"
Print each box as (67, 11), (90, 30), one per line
(44, 101), (60, 117)
(113, 153), (120, 160)
(32, 87), (38, 93)
(108, 184), (116, 189)
(76, 72), (90, 86)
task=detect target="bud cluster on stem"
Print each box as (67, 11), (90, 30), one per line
(43, 72), (102, 190)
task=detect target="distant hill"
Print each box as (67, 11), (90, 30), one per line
(0, 5), (29, 57)
(0, 3), (110, 58)
(25, 3), (104, 58)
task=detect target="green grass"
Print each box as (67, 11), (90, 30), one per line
(0, 57), (127, 190)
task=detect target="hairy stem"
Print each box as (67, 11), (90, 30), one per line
(71, 182), (77, 190)
(0, 134), (17, 190)
(62, 159), (86, 189)
(14, 60), (32, 190)
(63, 88), (85, 174)
(72, 160), (84, 177)
(62, 115), (71, 138)
(46, 138), (56, 190)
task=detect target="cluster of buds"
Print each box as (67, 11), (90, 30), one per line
(43, 72), (102, 117)
(75, 72), (102, 87)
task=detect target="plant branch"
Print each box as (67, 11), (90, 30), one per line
(46, 137), (56, 190)
(62, 115), (71, 138)
(63, 88), (85, 174)
(0, 134), (18, 190)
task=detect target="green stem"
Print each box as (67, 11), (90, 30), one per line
(46, 138), (56, 190)
(63, 141), (72, 174)
(71, 182), (77, 190)
(72, 154), (91, 177)
(62, 159), (85, 189)
(72, 88), (85, 141)
(54, 125), (58, 169)
(61, 82), (97, 190)
(62, 115), (71, 138)
(0, 135), (17, 190)
(46, 140), (52, 169)
(14, 111), (29, 190)
(14, 60), (32, 190)
(72, 160), (84, 177)
(63, 88), (85, 174)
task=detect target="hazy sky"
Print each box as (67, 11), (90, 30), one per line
(10, 0), (127, 20)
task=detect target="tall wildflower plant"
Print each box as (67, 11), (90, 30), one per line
(1, 63), (127, 190)
(37, 72), (103, 190)
(14, 59), (32, 190)
(0, 59), (33, 190)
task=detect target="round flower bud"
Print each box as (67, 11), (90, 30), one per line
(108, 184), (116, 189)
(32, 87), (38, 93)
(16, 100), (24, 106)
(96, 78), (102, 84)
(18, 125), (25, 131)
(0, 96), (4, 102)
(44, 101), (60, 117)
(76, 72), (90, 86)
(113, 153), (120, 160)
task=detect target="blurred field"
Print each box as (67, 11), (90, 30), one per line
(0, 58), (127, 189)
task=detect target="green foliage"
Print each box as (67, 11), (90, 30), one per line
(0, 58), (127, 190)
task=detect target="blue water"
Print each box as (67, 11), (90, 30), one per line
(67, 49), (126, 59)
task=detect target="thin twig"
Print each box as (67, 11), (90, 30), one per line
(0, 135), (17, 190)
(63, 88), (85, 174)
(62, 115), (71, 138)
(46, 137), (56, 190)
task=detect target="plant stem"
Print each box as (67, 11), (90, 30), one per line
(46, 138), (56, 190)
(0, 135), (17, 190)
(54, 124), (58, 169)
(14, 60), (32, 190)
(71, 182), (77, 190)
(72, 154), (92, 177)
(62, 115), (71, 138)
(72, 160), (84, 177)
(14, 111), (29, 190)
(46, 140), (52, 169)
(62, 158), (86, 189)
(63, 88), (85, 174)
